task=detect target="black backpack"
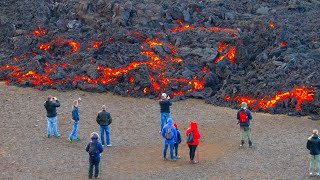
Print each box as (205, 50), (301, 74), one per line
(88, 142), (99, 157)
(187, 131), (194, 143)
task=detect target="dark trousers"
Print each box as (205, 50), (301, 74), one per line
(89, 158), (100, 178)
(174, 143), (179, 156)
(188, 145), (198, 160)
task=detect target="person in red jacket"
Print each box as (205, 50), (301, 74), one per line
(186, 121), (201, 164)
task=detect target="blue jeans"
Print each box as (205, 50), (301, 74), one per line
(160, 113), (170, 131)
(100, 125), (111, 146)
(69, 121), (79, 139)
(47, 116), (59, 136)
(310, 155), (320, 174)
(163, 141), (174, 160)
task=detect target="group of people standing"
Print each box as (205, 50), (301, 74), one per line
(159, 93), (201, 164)
(43, 93), (255, 178)
(44, 95), (112, 179)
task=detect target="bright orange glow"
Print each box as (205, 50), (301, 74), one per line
(39, 43), (51, 51)
(69, 40), (80, 52)
(269, 22), (275, 29)
(143, 87), (148, 94)
(214, 42), (236, 63)
(218, 42), (229, 53)
(33, 27), (46, 36)
(93, 41), (102, 49)
(224, 86), (315, 110)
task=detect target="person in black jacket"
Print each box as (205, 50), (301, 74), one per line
(159, 93), (172, 133)
(307, 129), (320, 176)
(173, 122), (181, 159)
(96, 105), (112, 147)
(44, 95), (61, 138)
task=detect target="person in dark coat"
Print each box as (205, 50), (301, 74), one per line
(96, 105), (112, 147)
(86, 132), (104, 179)
(159, 93), (172, 133)
(307, 129), (320, 176)
(44, 95), (61, 137)
(237, 102), (253, 147)
(173, 122), (181, 159)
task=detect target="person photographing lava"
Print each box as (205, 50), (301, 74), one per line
(159, 93), (172, 133)
(44, 95), (61, 138)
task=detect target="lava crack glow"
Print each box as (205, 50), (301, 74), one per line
(224, 86), (315, 110)
(1, 21), (240, 97)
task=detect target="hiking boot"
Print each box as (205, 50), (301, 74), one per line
(55, 134), (61, 138)
(75, 137), (80, 141)
(106, 144), (112, 147)
(89, 175), (93, 179)
(47, 135), (51, 138)
(316, 172), (320, 176)
(171, 158), (177, 161)
(176, 155), (181, 159)
(163, 158), (167, 161)
(67, 138), (72, 142)
(249, 141), (253, 148)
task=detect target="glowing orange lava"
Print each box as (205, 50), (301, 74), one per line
(224, 86), (315, 110)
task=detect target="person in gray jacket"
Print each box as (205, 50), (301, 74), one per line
(96, 105), (112, 147)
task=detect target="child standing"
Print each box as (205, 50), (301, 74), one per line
(68, 100), (80, 142)
(86, 132), (104, 179)
(173, 122), (181, 159)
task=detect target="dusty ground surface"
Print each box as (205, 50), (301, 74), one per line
(0, 81), (319, 180)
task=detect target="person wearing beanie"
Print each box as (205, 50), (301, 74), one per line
(307, 129), (320, 176)
(159, 92), (172, 133)
(173, 122), (182, 159)
(68, 100), (80, 142)
(237, 102), (253, 147)
(86, 132), (104, 179)
(161, 118), (177, 161)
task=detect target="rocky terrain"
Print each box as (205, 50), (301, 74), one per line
(0, 0), (319, 117)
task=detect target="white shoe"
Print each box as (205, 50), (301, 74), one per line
(316, 172), (320, 176)
(106, 144), (112, 147)
(310, 172), (313, 176)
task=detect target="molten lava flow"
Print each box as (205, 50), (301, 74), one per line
(214, 41), (237, 63)
(33, 27), (46, 36)
(92, 40), (102, 49)
(224, 86), (315, 110)
(129, 76), (135, 83)
(39, 43), (51, 51)
(269, 22), (275, 29)
(69, 40), (80, 52)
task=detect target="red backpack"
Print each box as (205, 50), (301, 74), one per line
(239, 109), (248, 123)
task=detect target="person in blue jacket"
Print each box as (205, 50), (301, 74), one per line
(68, 100), (80, 142)
(161, 118), (177, 161)
(86, 132), (104, 179)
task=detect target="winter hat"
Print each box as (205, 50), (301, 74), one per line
(241, 102), (247, 109)
(161, 93), (167, 98)
(173, 122), (178, 129)
(91, 132), (99, 140)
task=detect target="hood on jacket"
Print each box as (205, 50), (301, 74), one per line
(173, 122), (178, 129)
(167, 118), (173, 126)
(190, 121), (198, 130)
(91, 132), (99, 141)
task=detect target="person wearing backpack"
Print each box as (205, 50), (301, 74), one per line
(237, 102), (253, 147)
(96, 105), (112, 147)
(161, 118), (177, 161)
(68, 100), (80, 142)
(173, 122), (181, 159)
(186, 121), (201, 164)
(44, 95), (61, 138)
(159, 93), (172, 133)
(307, 129), (320, 177)
(86, 132), (104, 179)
